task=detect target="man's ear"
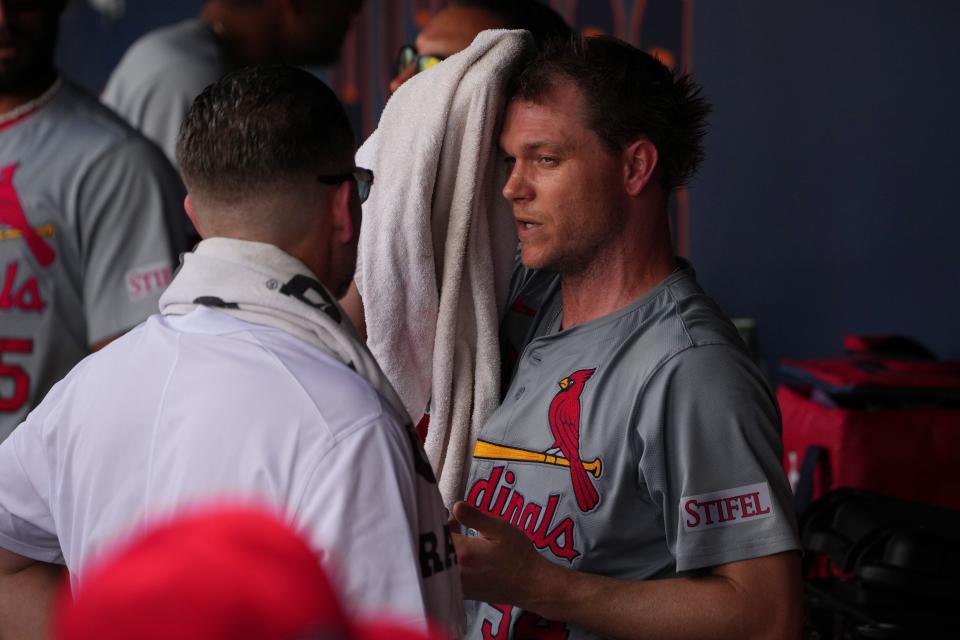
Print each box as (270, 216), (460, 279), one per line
(184, 195), (202, 237)
(623, 138), (659, 197)
(329, 181), (356, 244)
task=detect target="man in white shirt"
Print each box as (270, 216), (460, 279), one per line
(0, 65), (463, 639)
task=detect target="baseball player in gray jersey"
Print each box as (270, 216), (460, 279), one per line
(0, 0), (188, 443)
(452, 37), (803, 639)
(102, 0), (364, 168)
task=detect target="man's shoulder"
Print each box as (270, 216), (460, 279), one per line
(117, 19), (218, 68)
(30, 80), (119, 139)
(53, 310), (398, 448)
(630, 274), (772, 405)
(163, 309), (395, 434)
(631, 270), (754, 384)
(544, 266), (753, 392)
(249, 326), (394, 428)
(105, 19), (227, 95)
(658, 270), (745, 350)
(0, 80), (174, 208)
(42, 80), (160, 162)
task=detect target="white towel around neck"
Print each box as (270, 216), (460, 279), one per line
(160, 238), (409, 423)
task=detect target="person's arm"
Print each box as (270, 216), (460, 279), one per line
(0, 546), (63, 640)
(453, 501), (801, 640)
(0, 398), (70, 639)
(76, 135), (189, 349)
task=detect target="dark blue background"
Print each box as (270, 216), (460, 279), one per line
(690, 0), (960, 377)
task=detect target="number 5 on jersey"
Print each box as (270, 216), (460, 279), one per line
(0, 338), (32, 412)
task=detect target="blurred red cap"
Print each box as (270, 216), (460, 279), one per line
(56, 506), (448, 640)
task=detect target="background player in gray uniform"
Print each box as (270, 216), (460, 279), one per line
(452, 37), (803, 639)
(0, 0), (188, 442)
(102, 0), (364, 167)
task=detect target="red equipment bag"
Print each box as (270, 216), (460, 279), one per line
(778, 336), (960, 512)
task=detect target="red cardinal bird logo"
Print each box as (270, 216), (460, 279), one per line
(0, 163), (55, 267)
(547, 368), (600, 512)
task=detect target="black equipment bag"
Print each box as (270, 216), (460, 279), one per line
(800, 488), (960, 638)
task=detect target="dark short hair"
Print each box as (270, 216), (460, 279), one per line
(451, 0), (572, 49)
(177, 65), (355, 200)
(508, 36), (711, 190)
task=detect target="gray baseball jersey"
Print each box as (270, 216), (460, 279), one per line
(498, 246), (557, 396)
(0, 78), (188, 442)
(465, 261), (800, 639)
(102, 19), (232, 167)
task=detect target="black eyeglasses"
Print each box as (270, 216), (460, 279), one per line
(395, 44), (446, 77)
(317, 167), (374, 204)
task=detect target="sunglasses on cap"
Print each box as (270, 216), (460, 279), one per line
(395, 44), (446, 77)
(317, 167), (374, 204)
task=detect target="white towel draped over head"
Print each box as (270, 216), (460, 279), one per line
(355, 30), (533, 506)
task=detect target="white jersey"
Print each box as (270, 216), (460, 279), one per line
(102, 19), (233, 167)
(0, 78), (188, 442)
(0, 307), (464, 634)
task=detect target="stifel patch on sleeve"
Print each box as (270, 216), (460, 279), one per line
(126, 261), (172, 302)
(681, 482), (774, 532)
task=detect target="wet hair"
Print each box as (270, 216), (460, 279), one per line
(177, 65), (355, 201)
(508, 35), (712, 190)
(451, 0), (572, 49)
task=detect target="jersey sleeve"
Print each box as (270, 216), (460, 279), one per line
(75, 136), (188, 346)
(291, 409), (463, 634)
(636, 344), (800, 573)
(0, 403), (63, 564)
